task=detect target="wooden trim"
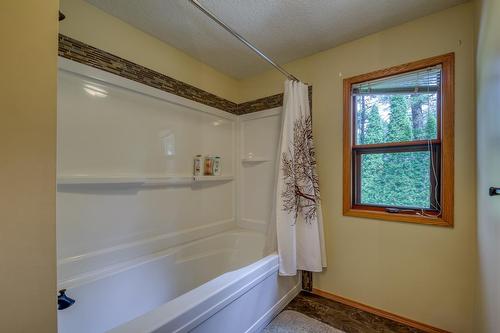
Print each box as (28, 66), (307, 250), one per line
(344, 207), (449, 226)
(343, 77), (353, 215)
(343, 53), (454, 226)
(353, 143), (438, 155)
(439, 54), (454, 226)
(352, 203), (439, 213)
(344, 53), (453, 85)
(311, 289), (451, 333)
(353, 139), (440, 150)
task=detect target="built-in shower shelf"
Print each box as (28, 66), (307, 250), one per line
(241, 156), (271, 163)
(57, 176), (144, 185)
(57, 175), (234, 186)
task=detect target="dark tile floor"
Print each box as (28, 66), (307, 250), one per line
(285, 292), (425, 333)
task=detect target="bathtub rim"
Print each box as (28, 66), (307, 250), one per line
(107, 252), (301, 333)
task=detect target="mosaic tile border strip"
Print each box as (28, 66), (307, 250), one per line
(236, 93), (284, 115)
(236, 86), (313, 115)
(301, 271), (313, 291)
(58, 34), (312, 115)
(58, 34), (238, 114)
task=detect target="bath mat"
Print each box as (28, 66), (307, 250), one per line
(262, 310), (344, 333)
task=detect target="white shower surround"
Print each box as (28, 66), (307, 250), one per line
(57, 59), (298, 332)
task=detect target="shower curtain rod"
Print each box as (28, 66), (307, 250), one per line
(188, 0), (300, 82)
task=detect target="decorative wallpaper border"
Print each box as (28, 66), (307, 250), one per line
(58, 34), (312, 115)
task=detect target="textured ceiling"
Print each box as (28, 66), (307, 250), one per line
(85, 0), (467, 79)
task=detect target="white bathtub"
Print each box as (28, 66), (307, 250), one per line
(58, 229), (300, 333)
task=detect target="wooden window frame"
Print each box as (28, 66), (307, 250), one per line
(343, 53), (454, 227)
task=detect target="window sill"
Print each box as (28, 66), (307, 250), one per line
(343, 207), (453, 227)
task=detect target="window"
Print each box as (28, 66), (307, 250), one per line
(343, 54), (454, 226)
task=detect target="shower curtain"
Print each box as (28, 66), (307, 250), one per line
(266, 80), (327, 276)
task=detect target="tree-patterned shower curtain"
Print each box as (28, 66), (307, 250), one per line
(275, 80), (327, 276)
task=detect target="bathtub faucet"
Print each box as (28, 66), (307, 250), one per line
(58, 289), (75, 310)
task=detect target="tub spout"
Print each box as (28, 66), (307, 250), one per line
(58, 289), (75, 310)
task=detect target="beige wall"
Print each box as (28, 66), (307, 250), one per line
(0, 1), (58, 332)
(240, 3), (477, 332)
(59, 0), (241, 102)
(0, 1), (477, 331)
(476, 0), (500, 331)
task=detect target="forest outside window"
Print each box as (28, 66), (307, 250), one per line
(343, 54), (454, 226)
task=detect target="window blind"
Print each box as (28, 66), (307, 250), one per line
(352, 65), (442, 95)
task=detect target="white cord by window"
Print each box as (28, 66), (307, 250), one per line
(417, 88), (442, 219)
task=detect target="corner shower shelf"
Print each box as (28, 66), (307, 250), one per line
(57, 175), (234, 186)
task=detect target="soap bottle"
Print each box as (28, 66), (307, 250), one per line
(193, 155), (202, 176)
(213, 156), (221, 176)
(204, 156), (214, 176)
